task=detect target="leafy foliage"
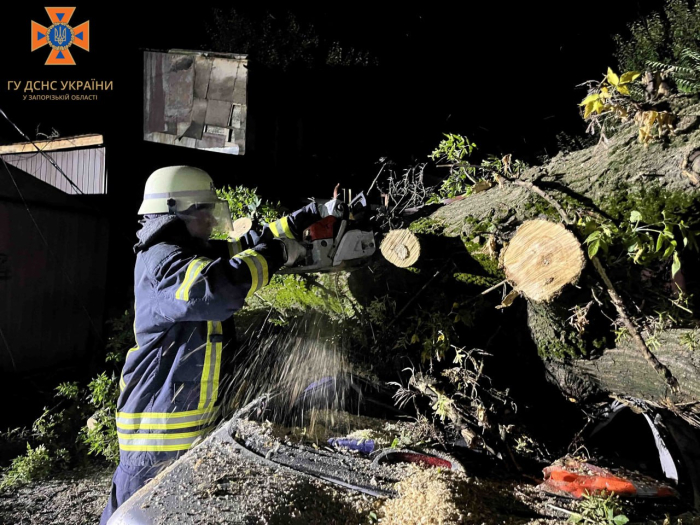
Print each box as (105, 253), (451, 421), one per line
(569, 491), (629, 525)
(79, 373), (120, 465)
(0, 309), (135, 488)
(578, 68), (643, 140)
(216, 185), (282, 226)
(580, 209), (699, 279)
(0, 444), (68, 491)
(428, 133), (478, 201)
(614, 0), (700, 72)
(647, 48), (700, 94)
(427, 134), (527, 202)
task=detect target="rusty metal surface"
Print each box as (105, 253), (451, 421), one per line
(1, 146), (107, 195)
(193, 56), (211, 98)
(0, 164), (108, 374)
(143, 50), (247, 155)
(204, 99), (232, 128)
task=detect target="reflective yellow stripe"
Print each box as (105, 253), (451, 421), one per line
(234, 249), (270, 297)
(209, 338), (222, 408)
(199, 322), (214, 409)
(199, 321), (222, 409)
(119, 374), (126, 391)
(228, 238), (243, 257)
(115, 419), (213, 431)
(117, 407), (215, 419)
(256, 251), (269, 288)
(117, 429), (209, 440)
(175, 259), (199, 299)
(280, 217), (294, 239)
(270, 217), (294, 239)
(118, 443), (195, 452)
(235, 254), (258, 297)
(175, 258), (211, 300)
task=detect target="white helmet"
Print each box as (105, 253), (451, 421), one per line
(138, 166), (232, 237)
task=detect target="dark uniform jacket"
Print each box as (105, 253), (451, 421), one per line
(116, 205), (320, 467)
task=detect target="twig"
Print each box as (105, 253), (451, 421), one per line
(480, 279), (507, 296)
(546, 504), (575, 516)
(510, 179), (571, 224)
(590, 256), (680, 393)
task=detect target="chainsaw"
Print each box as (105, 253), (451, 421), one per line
(279, 191), (377, 274)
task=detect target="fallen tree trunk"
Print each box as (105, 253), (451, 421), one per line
(420, 99), (700, 404)
(545, 328), (700, 405)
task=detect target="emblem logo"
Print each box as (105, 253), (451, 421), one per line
(31, 7), (89, 65)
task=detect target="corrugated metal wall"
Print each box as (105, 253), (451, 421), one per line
(1, 146), (107, 194)
(0, 164), (109, 374)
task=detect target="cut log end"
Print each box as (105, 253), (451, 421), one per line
(232, 217), (253, 238)
(501, 220), (585, 302)
(380, 229), (421, 268)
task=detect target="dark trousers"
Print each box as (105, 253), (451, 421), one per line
(99, 460), (173, 524)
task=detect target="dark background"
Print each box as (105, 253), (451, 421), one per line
(0, 1), (666, 345)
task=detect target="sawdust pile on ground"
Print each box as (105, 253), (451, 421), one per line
(380, 468), (464, 524)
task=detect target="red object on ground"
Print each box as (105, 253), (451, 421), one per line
(305, 216), (336, 241)
(391, 452), (453, 469)
(539, 458), (678, 499)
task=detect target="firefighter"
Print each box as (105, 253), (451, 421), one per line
(101, 166), (341, 523)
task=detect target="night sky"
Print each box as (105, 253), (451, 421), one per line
(0, 1), (667, 305)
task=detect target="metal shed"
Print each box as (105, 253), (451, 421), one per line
(0, 134), (107, 195)
(0, 162), (109, 374)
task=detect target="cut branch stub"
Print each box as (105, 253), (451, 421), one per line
(380, 229), (421, 268)
(501, 220), (585, 302)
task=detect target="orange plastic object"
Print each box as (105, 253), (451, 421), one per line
(539, 459), (678, 499)
(305, 216), (336, 241)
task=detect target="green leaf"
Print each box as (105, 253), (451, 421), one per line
(585, 231), (601, 243)
(629, 210), (642, 223)
(588, 240), (600, 258)
(568, 513), (583, 524)
(656, 233), (665, 253)
(613, 515), (630, 525)
(672, 251), (681, 277)
(617, 84), (630, 96)
(663, 244), (676, 258)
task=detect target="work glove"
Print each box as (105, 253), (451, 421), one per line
(318, 198), (346, 219)
(280, 238), (307, 267)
